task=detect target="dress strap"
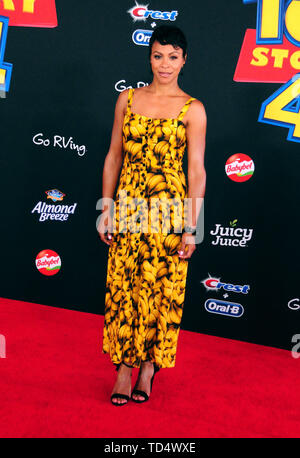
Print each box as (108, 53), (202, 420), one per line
(126, 87), (134, 113)
(177, 97), (196, 121)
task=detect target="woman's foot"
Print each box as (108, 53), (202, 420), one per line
(131, 361), (155, 402)
(111, 363), (132, 405)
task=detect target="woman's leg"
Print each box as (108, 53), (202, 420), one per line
(131, 360), (156, 401)
(111, 362), (133, 405)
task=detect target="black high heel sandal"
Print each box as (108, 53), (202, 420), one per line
(110, 361), (134, 406)
(131, 362), (160, 403)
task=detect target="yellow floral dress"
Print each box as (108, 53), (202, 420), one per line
(102, 87), (196, 369)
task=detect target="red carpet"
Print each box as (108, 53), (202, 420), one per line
(0, 297), (299, 438)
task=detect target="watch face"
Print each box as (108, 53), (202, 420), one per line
(185, 226), (196, 233)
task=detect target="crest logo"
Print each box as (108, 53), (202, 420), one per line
(127, 2), (177, 22)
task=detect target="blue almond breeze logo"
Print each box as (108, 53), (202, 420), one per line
(31, 189), (78, 222)
(204, 299), (244, 317)
(132, 29), (153, 46)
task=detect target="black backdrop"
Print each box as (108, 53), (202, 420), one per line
(1, 0), (299, 351)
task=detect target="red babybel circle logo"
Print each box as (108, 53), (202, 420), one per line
(35, 249), (61, 276)
(225, 153), (255, 182)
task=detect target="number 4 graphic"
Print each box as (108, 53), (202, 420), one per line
(0, 16), (12, 93)
(258, 73), (300, 143)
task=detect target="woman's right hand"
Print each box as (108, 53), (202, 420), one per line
(98, 212), (114, 246)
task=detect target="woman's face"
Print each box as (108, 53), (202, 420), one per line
(150, 40), (186, 83)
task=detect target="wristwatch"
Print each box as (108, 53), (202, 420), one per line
(183, 225), (197, 234)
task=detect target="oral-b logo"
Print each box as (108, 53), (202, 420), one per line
(132, 29), (153, 46)
(204, 299), (244, 318)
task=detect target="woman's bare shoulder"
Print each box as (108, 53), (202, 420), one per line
(115, 88), (130, 115)
(117, 88), (130, 102)
(186, 97), (207, 127)
(189, 97), (206, 115)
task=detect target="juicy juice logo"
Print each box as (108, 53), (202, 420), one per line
(210, 219), (253, 247)
(234, 0), (300, 143)
(0, 0), (57, 93)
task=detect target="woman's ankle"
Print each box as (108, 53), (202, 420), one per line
(122, 361), (134, 369)
(140, 361), (154, 373)
(119, 362), (133, 374)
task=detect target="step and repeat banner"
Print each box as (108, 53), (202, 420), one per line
(1, 0), (300, 351)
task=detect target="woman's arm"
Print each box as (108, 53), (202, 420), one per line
(99, 89), (128, 245)
(177, 99), (207, 259)
(186, 99), (207, 226)
(102, 89), (129, 212)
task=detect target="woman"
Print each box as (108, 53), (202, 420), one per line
(98, 25), (207, 406)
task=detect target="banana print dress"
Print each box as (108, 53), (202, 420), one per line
(102, 87), (196, 369)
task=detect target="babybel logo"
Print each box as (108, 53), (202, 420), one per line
(225, 153), (255, 182)
(205, 299), (244, 318)
(35, 249), (61, 276)
(128, 2), (177, 22)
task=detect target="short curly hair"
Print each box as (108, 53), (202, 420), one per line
(148, 25), (187, 59)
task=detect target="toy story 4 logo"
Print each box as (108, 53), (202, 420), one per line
(0, 0), (57, 94)
(235, 0), (300, 143)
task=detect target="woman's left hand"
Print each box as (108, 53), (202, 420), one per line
(177, 233), (196, 259)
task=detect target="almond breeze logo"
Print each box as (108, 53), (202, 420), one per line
(31, 189), (77, 222)
(127, 3), (177, 22)
(205, 299), (244, 318)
